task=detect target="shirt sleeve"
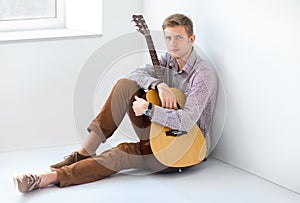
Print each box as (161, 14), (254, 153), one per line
(151, 73), (212, 132)
(126, 54), (169, 90)
(126, 64), (159, 90)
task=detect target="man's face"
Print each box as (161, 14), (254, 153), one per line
(163, 25), (195, 60)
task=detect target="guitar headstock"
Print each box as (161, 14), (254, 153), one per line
(132, 15), (150, 35)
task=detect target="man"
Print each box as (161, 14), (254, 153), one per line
(14, 13), (217, 193)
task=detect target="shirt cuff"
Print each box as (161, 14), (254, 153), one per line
(146, 78), (160, 90)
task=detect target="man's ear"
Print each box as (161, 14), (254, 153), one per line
(190, 34), (196, 43)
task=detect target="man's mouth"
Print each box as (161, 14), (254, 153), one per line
(170, 49), (180, 53)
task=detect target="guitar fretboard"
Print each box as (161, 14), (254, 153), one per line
(145, 34), (164, 81)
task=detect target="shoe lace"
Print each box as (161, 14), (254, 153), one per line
(26, 174), (41, 188)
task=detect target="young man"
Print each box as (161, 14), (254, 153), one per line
(14, 13), (217, 193)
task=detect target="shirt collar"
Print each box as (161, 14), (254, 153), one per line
(180, 47), (198, 74)
(168, 47), (198, 76)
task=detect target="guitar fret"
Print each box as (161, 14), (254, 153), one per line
(145, 36), (159, 62)
(145, 35), (164, 81)
(149, 50), (159, 65)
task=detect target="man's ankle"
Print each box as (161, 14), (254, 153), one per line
(78, 149), (94, 157)
(39, 172), (58, 188)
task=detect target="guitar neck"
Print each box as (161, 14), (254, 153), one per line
(145, 34), (164, 81)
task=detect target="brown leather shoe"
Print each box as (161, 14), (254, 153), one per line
(50, 152), (92, 170)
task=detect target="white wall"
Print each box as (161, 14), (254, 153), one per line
(0, 0), (143, 152)
(143, 0), (300, 194)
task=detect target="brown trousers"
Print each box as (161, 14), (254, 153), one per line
(56, 79), (150, 187)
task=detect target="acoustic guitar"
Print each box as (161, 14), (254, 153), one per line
(132, 15), (207, 170)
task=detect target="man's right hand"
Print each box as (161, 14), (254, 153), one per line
(156, 82), (177, 109)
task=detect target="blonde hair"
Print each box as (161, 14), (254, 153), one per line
(162, 14), (194, 37)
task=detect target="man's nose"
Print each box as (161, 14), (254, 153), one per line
(170, 37), (177, 46)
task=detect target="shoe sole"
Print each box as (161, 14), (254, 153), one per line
(50, 167), (59, 171)
(13, 175), (23, 193)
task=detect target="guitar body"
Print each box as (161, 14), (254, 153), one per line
(140, 89), (207, 171)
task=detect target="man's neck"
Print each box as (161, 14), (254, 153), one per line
(176, 48), (193, 71)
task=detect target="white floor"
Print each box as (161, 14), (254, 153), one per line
(1, 144), (300, 203)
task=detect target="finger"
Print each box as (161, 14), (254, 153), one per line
(134, 95), (140, 101)
(132, 102), (136, 110)
(165, 100), (176, 109)
(165, 101), (172, 109)
(165, 99), (173, 109)
(161, 100), (166, 108)
(132, 104), (139, 116)
(171, 100), (177, 109)
(170, 102), (176, 109)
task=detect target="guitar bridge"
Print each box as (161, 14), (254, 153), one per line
(165, 130), (187, 137)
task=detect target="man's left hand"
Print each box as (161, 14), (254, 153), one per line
(132, 96), (148, 116)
